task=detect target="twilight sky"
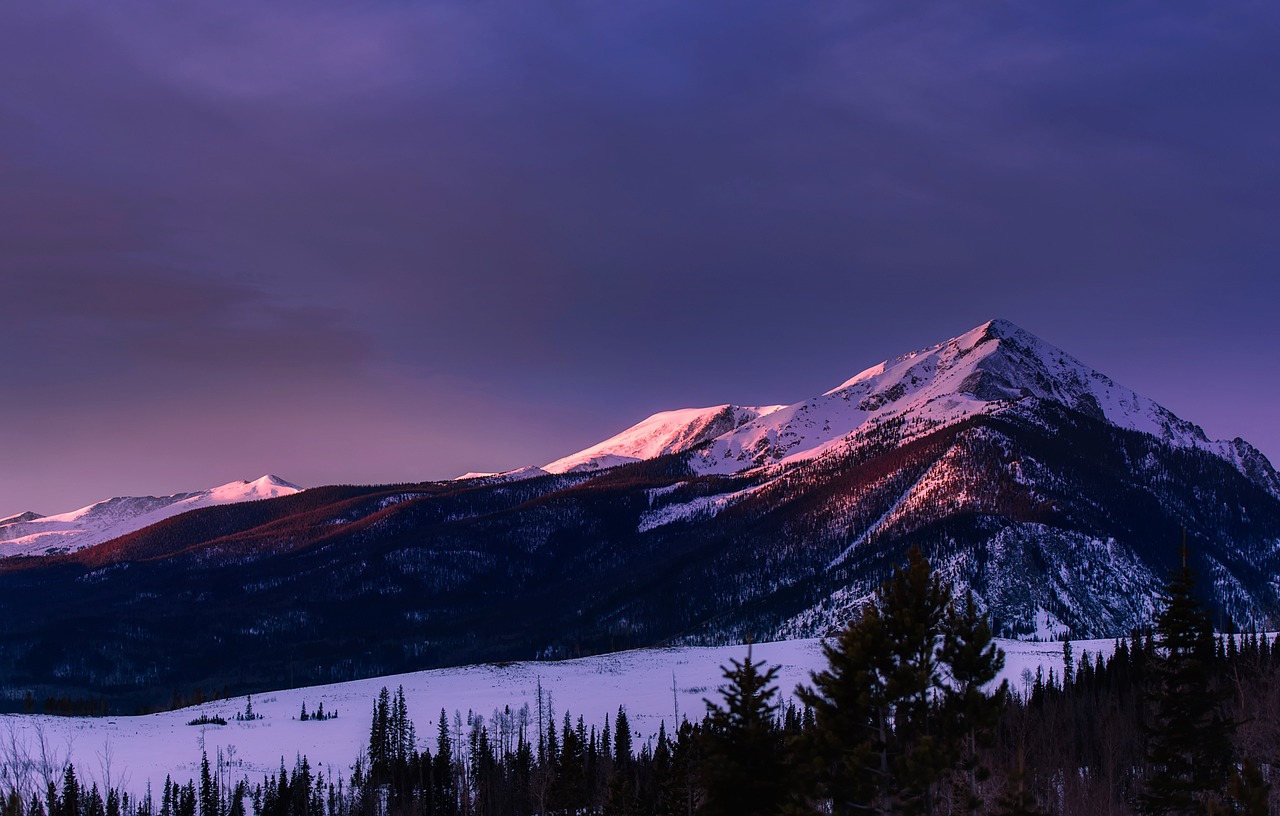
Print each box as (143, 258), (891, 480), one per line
(2, 1), (1278, 515)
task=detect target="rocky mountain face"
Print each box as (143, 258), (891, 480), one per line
(1, 321), (1277, 711)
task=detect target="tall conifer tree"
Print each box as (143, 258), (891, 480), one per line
(1137, 546), (1234, 815)
(699, 650), (790, 816)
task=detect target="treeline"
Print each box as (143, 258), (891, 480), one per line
(4, 548), (1279, 815)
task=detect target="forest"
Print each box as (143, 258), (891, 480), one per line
(3, 548), (1278, 816)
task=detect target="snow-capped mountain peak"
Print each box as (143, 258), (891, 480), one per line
(0, 475), (302, 559)
(0, 511), (44, 527)
(207, 474), (303, 501)
(696, 318), (1260, 475)
(542, 319), (1278, 496)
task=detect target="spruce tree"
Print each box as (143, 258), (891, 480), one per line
(699, 650), (790, 816)
(605, 707), (638, 815)
(198, 752), (217, 816)
(941, 591), (1009, 813)
(433, 709), (457, 816)
(369, 687), (391, 783)
(802, 547), (954, 814)
(614, 706), (633, 766)
(62, 766), (80, 816)
(797, 598), (886, 815)
(800, 547), (1003, 816)
(1137, 549), (1234, 815)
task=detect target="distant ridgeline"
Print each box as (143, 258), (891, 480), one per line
(2, 320), (1279, 709)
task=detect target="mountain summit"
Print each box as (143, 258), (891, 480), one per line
(547, 319), (1279, 495)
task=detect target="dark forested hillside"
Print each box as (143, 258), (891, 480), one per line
(5, 550), (1278, 816)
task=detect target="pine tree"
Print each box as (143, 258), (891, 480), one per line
(198, 752), (218, 816)
(699, 649), (790, 816)
(433, 709), (457, 816)
(392, 687), (410, 766)
(605, 707), (637, 815)
(62, 766), (80, 816)
(614, 707), (633, 766)
(941, 591), (1009, 813)
(799, 546), (955, 815)
(801, 547), (1007, 816)
(369, 688), (391, 783)
(1137, 549), (1234, 815)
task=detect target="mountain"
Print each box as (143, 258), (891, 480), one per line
(1, 319), (1277, 711)
(544, 404), (785, 473)
(0, 475), (302, 558)
(550, 320), (1280, 492)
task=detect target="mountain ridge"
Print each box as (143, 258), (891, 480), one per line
(542, 319), (1279, 496)
(1, 319), (1276, 710)
(0, 474), (302, 559)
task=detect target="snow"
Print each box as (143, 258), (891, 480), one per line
(637, 486), (756, 532)
(1029, 608), (1072, 641)
(532, 319), (1274, 496)
(691, 318), (1223, 474)
(544, 405), (783, 474)
(0, 636), (1114, 797)
(826, 466), (932, 569)
(451, 467), (549, 484)
(0, 512), (44, 527)
(0, 476), (302, 559)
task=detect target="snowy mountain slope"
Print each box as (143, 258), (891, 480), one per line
(544, 404), (784, 474)
(693, 320), (1279, 490)
(0, 511), (43, 526)
(0, 475), (301, 558)
(537, 320), (1278, 499)
(452, 466), (550, 484)
(0, 636), (1113, 798)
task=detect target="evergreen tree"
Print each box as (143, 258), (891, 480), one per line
(699, 649), (790, 816)
(61, 766), (80, 816)
(800, 547), (1012, 816)
(1137, 550), (1235, 815)
(83, 786), (103, 816)
(798, 575), (892, 815)
(433, 709), (457, 816)
(800, 546), (954, 815)
(941, 591), (1009, 813)
(198, 752), (217, 816)
(605, 707), (637, 815)
(614, 707), (633, 766)
(178, 783), (196, 816)
(368, 688), (391, 783)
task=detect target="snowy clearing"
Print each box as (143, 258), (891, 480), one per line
(0, 636), (1109, 795)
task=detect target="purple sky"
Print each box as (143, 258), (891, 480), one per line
(3, 1), (1279, 515)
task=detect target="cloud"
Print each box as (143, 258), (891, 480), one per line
(0, 0), (1277, 513)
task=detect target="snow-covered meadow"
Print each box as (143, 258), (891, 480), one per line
(0, 636), (1110, 797)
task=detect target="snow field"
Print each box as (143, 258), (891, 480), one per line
(0, 636), (1111, 797)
